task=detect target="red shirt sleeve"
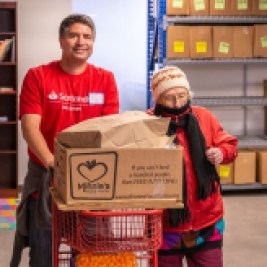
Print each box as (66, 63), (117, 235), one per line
(208, 111), (238, 164)
(101, 72), (119, 115)
(19, 68), (43, 118)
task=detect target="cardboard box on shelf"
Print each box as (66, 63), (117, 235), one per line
(216, 163), (234, 184)
(257, 150), (267, 184)
(234, 150), (256, 184)
(252, 0), (267, 16)
(166, 0), (189, 15)
(189, 26), (213, 58)
(189, 0), (209, 16)
(210, 0), (232, 16)
(54, 111), (184, 209)
(254, 24), (267, 58)
(233, 26), (254, 58)
(167, 26), (190, 59)
(231, 0), (252, 16)
(213, 26), (234, 58)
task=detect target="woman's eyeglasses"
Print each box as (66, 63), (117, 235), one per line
(162, 93), (188, 103)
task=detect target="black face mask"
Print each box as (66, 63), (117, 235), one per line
(154, 100), (191, 117)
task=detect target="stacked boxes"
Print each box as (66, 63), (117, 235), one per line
(216, 163), (234, 184)
(216, 149), (267, 185)
(189, 26), (213, 58)
(165, 0), (267, 59)
(209, 0), (232, 16)
(167, 25), (267, 59)
(252, 0), (267, 16)
(167, 26), (190, 58)
(213, 26), (234, 58)
(166, 0), (189, 15)
(233, 26), (254, 58)
(189, 0), (209, 16)
(231, 0), (252, 16)
(254, 24), (267, 57)
(257, 150), (267, 184)
(166, 0), (267, 15)
(233, 150), (256, 184)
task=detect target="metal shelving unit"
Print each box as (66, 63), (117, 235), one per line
(192, 96), (267, 107)
(147, 0), (157, 108)
(237, 135), (267, 149)
(164, 15), (267, 25)
(147, 0), (267, 192)
(164, 58), (267, 65)
(222, 183), (267, 193)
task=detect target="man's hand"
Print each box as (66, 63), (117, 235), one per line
(21, 114), (54, 169)
(206, 147), (223, 165)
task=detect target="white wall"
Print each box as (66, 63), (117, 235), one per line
(72, 0), (147, 112)
(13, 0), (72, 184)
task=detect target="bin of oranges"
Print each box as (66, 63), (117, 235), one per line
(75, 251), (137, 267)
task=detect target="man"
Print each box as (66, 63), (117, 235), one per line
(10, 14), (119, 267)
(150, 66), (238, 267)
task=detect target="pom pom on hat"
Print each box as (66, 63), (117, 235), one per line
(151, 66), (192, 100)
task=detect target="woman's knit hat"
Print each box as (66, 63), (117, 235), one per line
(151, 66), (192, 100)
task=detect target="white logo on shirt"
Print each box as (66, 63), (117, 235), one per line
(48, 91), (58, 100)
(47, 91), (88, 103)
(47, 90), (103, 111)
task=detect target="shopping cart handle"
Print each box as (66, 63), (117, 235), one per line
(79, 209), (163, 217)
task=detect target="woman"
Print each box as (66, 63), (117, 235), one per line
(150, 66), (238, 267)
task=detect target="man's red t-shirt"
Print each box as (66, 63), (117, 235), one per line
(19, 61), (119, 166)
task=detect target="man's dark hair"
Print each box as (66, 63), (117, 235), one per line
(59, 13), (96, 39)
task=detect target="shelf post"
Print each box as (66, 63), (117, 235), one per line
(264, 80), (267, 135)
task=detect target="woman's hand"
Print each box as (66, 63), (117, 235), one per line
(206, 147), (223, 165)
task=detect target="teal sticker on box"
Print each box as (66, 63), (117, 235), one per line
(261, 36), (267, 48)
(238, 0), (248, 10)
(259, 0), (267, 10)
(195, 0), (205, 11)
(219, 42), (230, 54)
(215, 0), (225, 10)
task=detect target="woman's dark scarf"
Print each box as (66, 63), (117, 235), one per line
(155, 100), (220, 227)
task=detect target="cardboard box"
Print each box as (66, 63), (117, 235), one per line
(166, 0), (190, 15)
(233, 26), (254, 58)
(252, 0), (267, 16)
(189, 0), (209, 16)
(231, 0), (252, 16)
(190, 26), (213, 58)
(213, 26), (234, 58)
(234, 150), (256, 184)
(167, 26), (190, 59)
(210, 0), (232, 15)
(54, 111), (184, 209)
(54, 142), (183, 208)
(254, 24), (267, 58)
(257, 150), (267, 184)
(216, 163), (234, 184)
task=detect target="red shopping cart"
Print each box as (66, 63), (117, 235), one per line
(52, 203), (163, 267)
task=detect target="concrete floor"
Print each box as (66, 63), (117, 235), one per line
(1, 194), (267, 267)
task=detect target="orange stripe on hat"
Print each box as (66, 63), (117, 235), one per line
(151, 66), (191, 100)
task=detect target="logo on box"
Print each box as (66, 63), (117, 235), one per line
(70, 152), (117, 200)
